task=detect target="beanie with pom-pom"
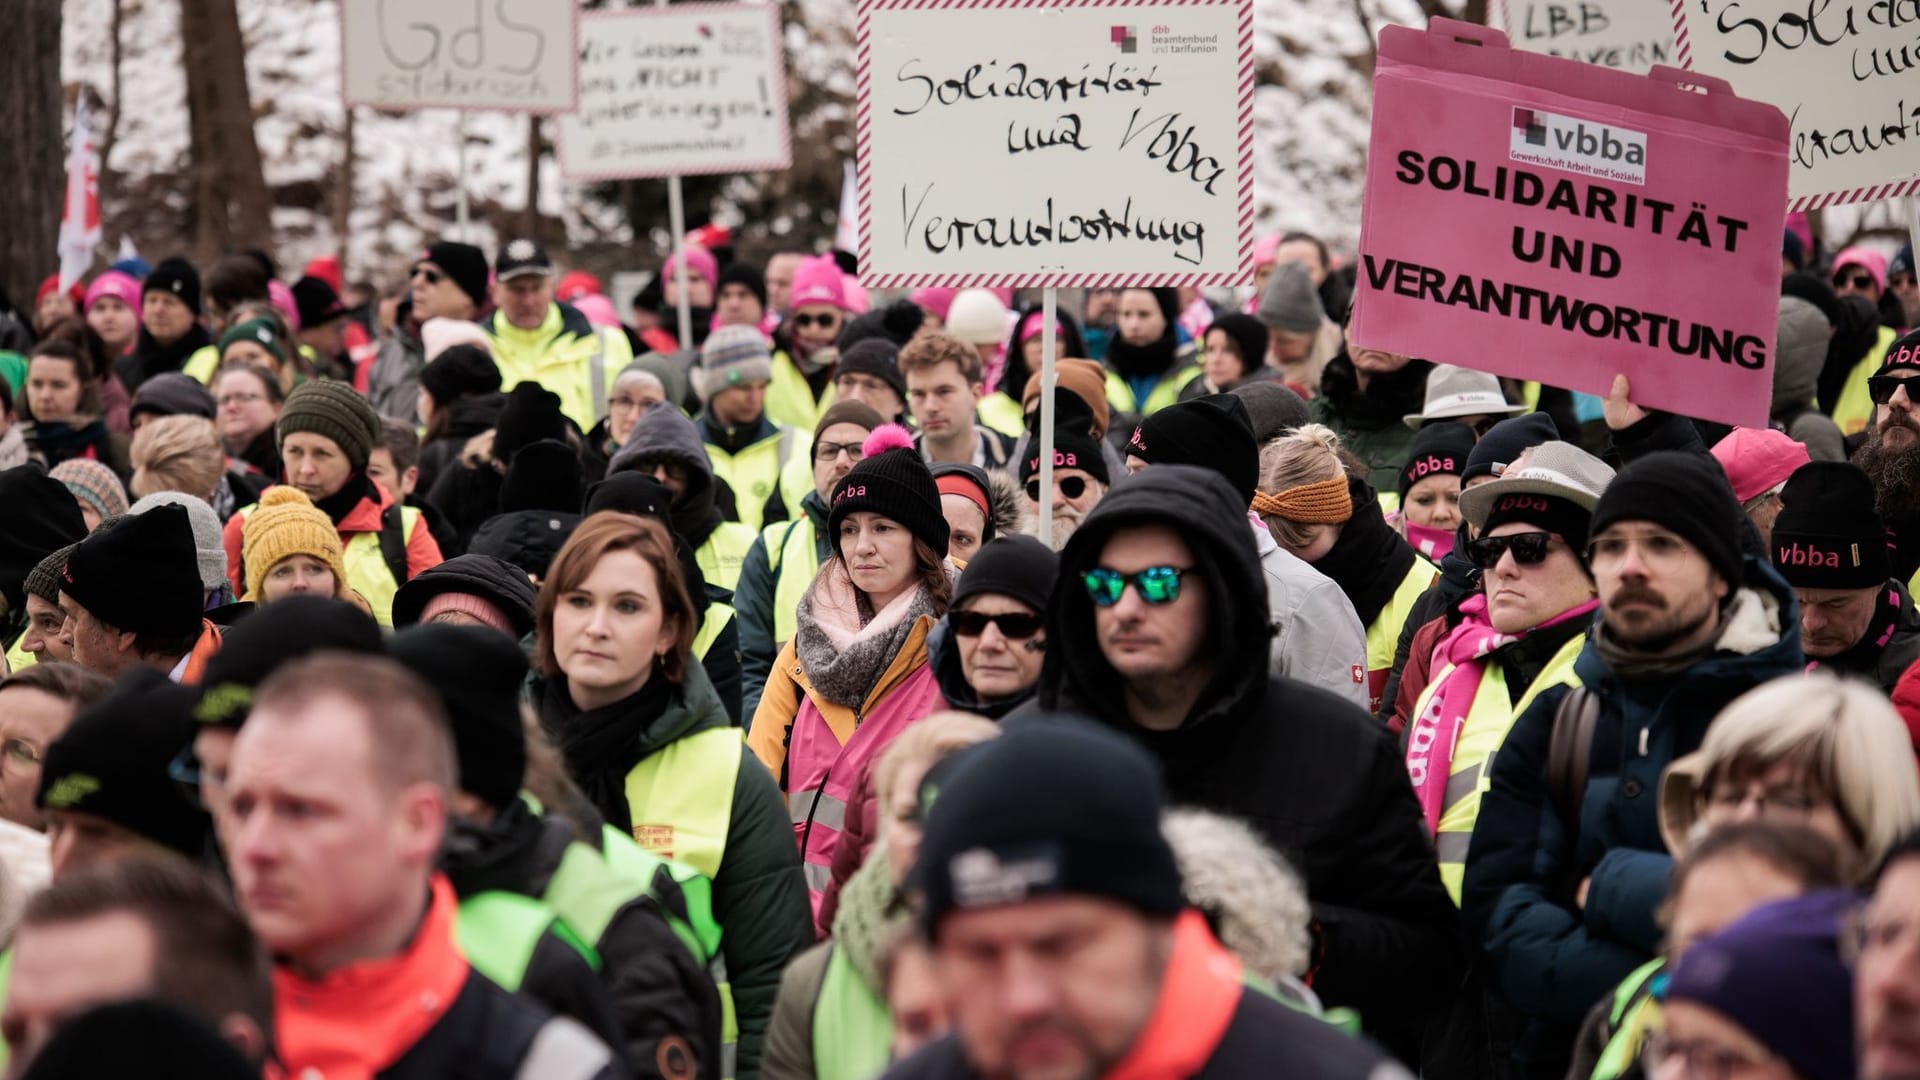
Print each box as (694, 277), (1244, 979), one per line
(828, 423), (949, 559)
(241, 486), (349, 602)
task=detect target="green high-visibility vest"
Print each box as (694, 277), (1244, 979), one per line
(761, 517), (822, 647)
(811, 945), (892, 1080)
(456, 890), (599, 993)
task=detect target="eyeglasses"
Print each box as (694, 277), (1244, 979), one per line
(1465, 531), (1557, 569)
(217, 392), (266, 407)
(411, 265), (443, 285)
(950, 610), (1045, 639)
(0, 738), (41, 770)
(791, 312), (840, 329)
(1026, 475), (1089, 502)
(815, 440), (866, 463)
(1834, 271), (1876, 291)
(1868, 373), (1920, 405)
(1586, 530), (1691, 569)
(1701, 782), (1816, 818)
(1643, 1031), (1777, 1080)
(1081, 566), (1190, 607)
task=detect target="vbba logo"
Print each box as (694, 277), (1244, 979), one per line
(1509, 106), (1648, 186)
(1110, 25), (1137, 52)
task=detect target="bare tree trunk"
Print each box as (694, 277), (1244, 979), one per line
(335, 105), (356, 278)
(99, 0), (125, 203)
(523, 115), (542, 242)
(179, 0), (273, 263)
(0, 0), (62, 310)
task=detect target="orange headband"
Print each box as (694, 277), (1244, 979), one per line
(1251, 475), (1352, 523)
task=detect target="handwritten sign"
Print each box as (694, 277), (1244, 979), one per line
(1674, 0), (1920, 207)
(857, 0), (1253, 288)
(340, 0), (579, 112)
(1350, 20), (1789, 429)
(1494, 0), (1674, 72)
(555, 5), (792, 180)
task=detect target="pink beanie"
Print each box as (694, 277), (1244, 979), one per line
(421, 317), (494, 364)
(1710, 427), (1811, 504)
(571, 293), (621, 329)
(1253, 233), (1285, 267)
(842, 277), (871, 315)
(1833, 245), (1890, 293)
(664, 247), (719, 290)
(84, 271), (142, 314)
(912, 287), (959, 322)
(268, 279), (302, 334)
(419, 591), (516, 636)
(790, 256), (850, 312)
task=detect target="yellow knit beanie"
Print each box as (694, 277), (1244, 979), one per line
(242, 486), (348, 601)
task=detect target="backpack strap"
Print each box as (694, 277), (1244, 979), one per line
(1546, 686), (1599, 830)
(380, 504), (412, 587)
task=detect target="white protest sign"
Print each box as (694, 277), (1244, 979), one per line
(858, 0), (1253, 288)
(1494, 0), (1674, 72)
(1674, 0), (1920, 207)
(340, 0), (580, 112)
(555, 5), (793, 180)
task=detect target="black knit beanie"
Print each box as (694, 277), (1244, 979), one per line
(1463, 412), (1559, 484)
(717, 262), (768, 310)
(837, 339), (907, 401)
(1398, 421), (1476, 502)
(392, 554), (538, 638)
(0, 465), (86, 612)
(389, 623), (528, 811)
(1590, 451), (1746, 587)
(194, 595), (384, 729)
(499, 439), (583, 514)
(914, 717), (1183, 936)
(60, 504), (204, 638)
(1770, 462), (1889, 589)
(130, 372), (218, 422)
(836, 299), (925, 352)
(38, 668), (211, 857)
(492, 382), (568, 464)
(420, 343), (502, 405)
(276, 381), (382, 470)
(143, 257), (203, 316)
(1483, 493), (1595, 555)
(21, 1000), (256, 1080)
(586, 472), (676, 519)
(1126, 395), (1258, 505)
(829, 425), (949, 559)
(292, 275), (348, 327)
(953, 534), (1058, 613)
(423, 241), (491, 309)
(1019, 393), (1109, 486)
(1207, 313), (1269, 381)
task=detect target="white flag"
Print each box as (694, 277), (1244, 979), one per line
(58, 97), (101, 292)
(834, 159), (859, 255)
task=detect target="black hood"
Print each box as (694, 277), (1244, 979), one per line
(1039, 465), (1272, 729)
(930, 619), (1035, 721)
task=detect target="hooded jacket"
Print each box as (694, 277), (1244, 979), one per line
(1032, 467), (1459, 1067)
(1772, 297), (1845, 461)
(611, 403), (736, 554)
(1460, 555), (1806, 1076)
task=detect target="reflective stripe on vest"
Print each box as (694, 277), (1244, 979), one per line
(812, 944), (893, 1080)
(342, 506), (422, 627)
(1422, 631), (1585, 903)
(763, 518), (821, 647)
(457, 890), (597, 992)
(695, 602), (736, 663)
(698, 523), (760, 594)
(786, 666), (944, 919)
(514, 1017), (619, 1080)
(1363, 559), (1439, 712)
(705, 429), (798, 533)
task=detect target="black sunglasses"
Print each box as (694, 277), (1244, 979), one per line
(791, 312), (840, 329)
(1027, 475), (1089, 502)
(411, 265), (443, 285)
(950, 610), (1045, 639)
(1835, 271), (1876, 291)
(1465, 531), (1557, 568)
(1868, 374), (1920, 405)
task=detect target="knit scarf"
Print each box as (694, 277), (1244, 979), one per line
(541, 671), (677, 834)
(28, 419), (108, 466)
(1105, 329), (1179, 381)
(1815, 584), (1903, 679)
(1311, 479), (1418, 628)
(1406, 594), (1598, 832)
(1593, 586), (1781, 678)
(832, 848), (909, 992)
(795, 565), (938, 709)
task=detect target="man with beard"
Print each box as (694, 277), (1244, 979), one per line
(1853, 329), (1920, 591)
(1462, 451), (1805, 1079)
(1018, 393), (1109, 552)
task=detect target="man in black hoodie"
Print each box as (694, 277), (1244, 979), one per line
(1032, 465), (1459, 1070)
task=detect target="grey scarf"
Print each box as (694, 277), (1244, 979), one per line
(795, 585), (938, 709)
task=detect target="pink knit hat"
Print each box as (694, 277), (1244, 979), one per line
(790, 255), (850, 312)
(268, 279), (302, 334)
(419, 591), (516, 636)
(421, 317), (494, 364)
(84, 271), (142, 314)
(1833, 245), (1890, 293)
(663, 247), (719, 290)
(1710, 427), (1811, 504)
(1253, 233), (1285, 267)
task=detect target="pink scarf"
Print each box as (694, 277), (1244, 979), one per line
(1405, 594), (1598, 833)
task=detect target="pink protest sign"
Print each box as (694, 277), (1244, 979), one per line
(1351, 19), (1789, 429)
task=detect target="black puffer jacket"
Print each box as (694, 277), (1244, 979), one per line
(1030, 466), (1460, 1070)
(419, 392), (506, 495)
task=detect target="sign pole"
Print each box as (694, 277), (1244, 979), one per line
(455, 109), (470, 237)
(1036, 287), (1058, 549)
(657, 0), (694, 353)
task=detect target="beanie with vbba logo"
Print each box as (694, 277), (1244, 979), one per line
(37, 668), (211, 858)
(1770, 462), (1889, 590)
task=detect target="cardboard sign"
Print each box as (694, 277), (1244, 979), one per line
(1494, 0), (1675, 72)
(340, 0), (579, 112)
(555, 5), (792, 180)
(857, 0), (1253, 288)
(1351, 20), (1789, 429)
(1674, 0), (1920, 207)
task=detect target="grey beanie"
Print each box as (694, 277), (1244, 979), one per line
(1230, 382), (1312, 442)
(130, 492), (228, 594)
(1256, 262), (1326, 334)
